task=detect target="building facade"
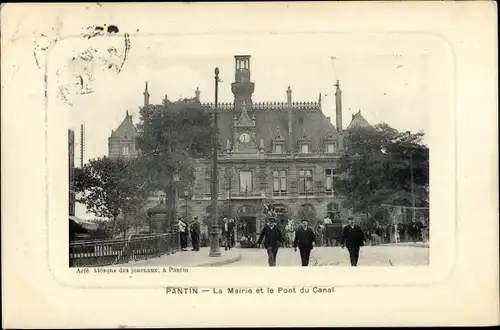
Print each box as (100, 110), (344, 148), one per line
(108, 110), (139, 158)
(109, 55), (371, 238)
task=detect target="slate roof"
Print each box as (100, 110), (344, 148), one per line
(110, 111), (138, 139)
(203, 102), (341, 153)
(346, 109), (371, 130)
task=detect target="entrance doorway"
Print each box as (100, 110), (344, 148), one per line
(236, 205), (257, 240)
(239, 216), (257, 238)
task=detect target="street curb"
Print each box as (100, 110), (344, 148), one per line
(194, 250), (242, 267)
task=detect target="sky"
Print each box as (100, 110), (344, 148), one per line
(53, 33), (450, 218)
(65, 54), (431, 165)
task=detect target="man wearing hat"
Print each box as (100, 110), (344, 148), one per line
(190, 217), (201, 251)
(293, 219), (316, 266)
(257, 217), (284, 267)
(340, 216), (366, 266)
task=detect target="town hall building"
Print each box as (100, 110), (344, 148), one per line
(109, 55), (372, 239)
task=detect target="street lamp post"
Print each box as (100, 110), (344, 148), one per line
(172, 169), (181, 252)
(183, 186), (192, 221)
(225, 170), (233, 220)
(209, 68), (222, 257)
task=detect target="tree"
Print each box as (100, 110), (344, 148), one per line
(295, 204), (320, 226)
(135, 96), (213, 228)
(74, 156), (153, 237)
(334, 124), (429, 226)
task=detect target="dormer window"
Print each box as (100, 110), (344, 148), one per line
(324, 132), (337, 154)
(272, 126), (285, 154)
(326, 142), (336, 154)
(297, 128), (311, 154)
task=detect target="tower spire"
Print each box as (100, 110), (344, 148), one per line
(143, 81), (150, 107)
(334, 79), (342, 132)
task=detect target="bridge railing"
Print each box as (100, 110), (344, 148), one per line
(69, 233), (178, 267)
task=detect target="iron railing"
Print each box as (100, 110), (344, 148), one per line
(69, 232), (178, 267)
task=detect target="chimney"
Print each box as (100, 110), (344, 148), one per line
(195, 87), (200, 102)
(287, 86), (293, 152)
(334, 80), (342, 132)
(143, 81), (150, 107)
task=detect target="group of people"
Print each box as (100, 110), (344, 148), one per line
(177, 217), (202, 251)
(364, 219), (427, 245)
(257, 216), (366, 267)
(177, 213), (425, 266)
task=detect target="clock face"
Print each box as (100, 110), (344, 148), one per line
(239, 133), (251, 143)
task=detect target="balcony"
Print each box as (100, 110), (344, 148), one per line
(217, 151), (344, 160)
(270, 151), (343, 159)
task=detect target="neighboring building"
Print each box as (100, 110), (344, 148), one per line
(69, 129), (75, 216)
(108, 110), (139, 158)
(109, 55), (372, 239)
(347, 109), (372, 130)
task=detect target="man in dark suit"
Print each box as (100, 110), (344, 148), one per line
(228, 218), (236, 248)
(293, 220), (316, 266)
(408, 219), (423, 243)
(257, 217), (283, 267)
(221, 217), (235, 250)
(340, 216), (365, 266)
(190, 217), (201, 251)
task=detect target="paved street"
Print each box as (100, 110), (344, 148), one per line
(227, 247), (315, 267)
(116, 247), (241, 267)
(227, 245), (429, 267)
(114, 245), (428, 267)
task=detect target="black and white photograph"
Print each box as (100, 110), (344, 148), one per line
(68, 52), (430, 269)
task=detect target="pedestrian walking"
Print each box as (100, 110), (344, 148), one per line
(323, 215), (333, 246)
(190, 217), (201, 251)
(340, 216), (365, 266)
(316, 223), (325, 247)
(257, 217), (283, 267)
(293, 220), (316, 266)
(285, 219), (295, 248)
(394, 223), (400, 243)
(221, 217), (235, 250)
(228, 218), (236, 248)
(409, 219), (423, 243)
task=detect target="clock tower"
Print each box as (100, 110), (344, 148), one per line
(231, 55), (255, 113)
(233, 102), (258, 153)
